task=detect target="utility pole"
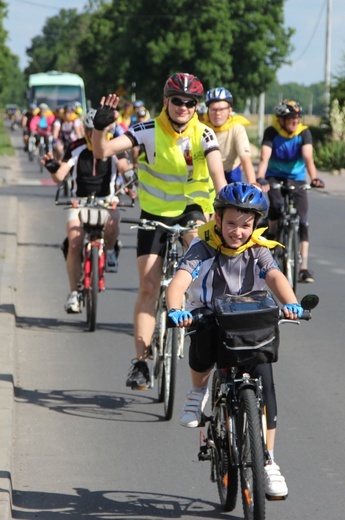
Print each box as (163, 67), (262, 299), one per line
(324, 0), (332, 119)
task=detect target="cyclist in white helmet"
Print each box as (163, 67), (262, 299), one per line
(204, 87), (257, 185)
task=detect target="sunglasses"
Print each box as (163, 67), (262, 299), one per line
(170, 97), (197, 108)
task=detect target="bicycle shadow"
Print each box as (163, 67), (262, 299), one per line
(12, 487), (242, 519)
(15, 315), (135, 336)
(14, 386), (166, 423)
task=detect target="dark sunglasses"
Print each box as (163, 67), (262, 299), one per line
(170, 97), (197, 108)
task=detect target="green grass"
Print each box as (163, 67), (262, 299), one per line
(0, 112), (15, 156)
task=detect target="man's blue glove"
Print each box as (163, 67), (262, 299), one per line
(168, 308), (193, 326)
(282, 303), (304, 317)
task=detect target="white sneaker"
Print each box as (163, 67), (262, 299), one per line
(179, 388), (209, 428)
(106, 250), (118, 273)
(264, 461), (288, 497)
(65, 291), (80, 314)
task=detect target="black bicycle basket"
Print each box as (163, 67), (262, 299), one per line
(214, 290), (280, 367)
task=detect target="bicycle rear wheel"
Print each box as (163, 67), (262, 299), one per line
(86, 245), (99, 332)
(211, 370), (238, 511)
(238, 387), (266, 520)
(285, 226), (298, 291)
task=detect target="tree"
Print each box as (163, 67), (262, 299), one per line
(21, 0), (294, 109)
(331, 51), (345, 106)
(0, 1), (25, 106)
(25, 9), (89, 77)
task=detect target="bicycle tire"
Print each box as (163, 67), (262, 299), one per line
(211, 370), (238, 511)
(86, 245), (99, 332)
(273, 223), (285, 272)
(152, 293), (166, 400)
(285, 226), (298, 291)
(238, 387), (266, 520)
(161, 327), (178, 420)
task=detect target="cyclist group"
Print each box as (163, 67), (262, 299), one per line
(43, 72), (323, 501)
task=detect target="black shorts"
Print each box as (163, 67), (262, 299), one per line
(189, 315), (277, 429)
(136, 204), (206, 258)
(267, 178), (309, 242)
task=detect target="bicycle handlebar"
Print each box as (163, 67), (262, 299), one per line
(121, 217), (200, 234)
(270, 181), (310, 192)
(167, 307), (313, 330)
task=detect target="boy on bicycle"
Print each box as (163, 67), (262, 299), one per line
(166, 182), (304, 498)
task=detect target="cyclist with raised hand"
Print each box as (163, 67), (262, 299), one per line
(92, 72), (227, 390)
(204, 88), (257, 184)
(256, 100), (325, 283)
(166, 182), (303, 498)
(42, 108), (132, 313)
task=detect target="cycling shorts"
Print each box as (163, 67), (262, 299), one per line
(189, 321), (277, 429)
(136, 204), (206, 258)
(66, 206), (119, 223)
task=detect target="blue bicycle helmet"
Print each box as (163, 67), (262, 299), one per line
(205, 88), (233, 107)
(214, 182), (267, 217)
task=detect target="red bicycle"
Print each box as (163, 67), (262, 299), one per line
(56, 185), (135, 331)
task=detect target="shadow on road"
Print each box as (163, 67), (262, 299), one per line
(12, 487), (241, 519)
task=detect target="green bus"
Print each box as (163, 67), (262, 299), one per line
(28, 70), (87, 112)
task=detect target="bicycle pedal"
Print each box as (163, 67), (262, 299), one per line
(198, 445), (211, 461)
(266, 494), (288, 502)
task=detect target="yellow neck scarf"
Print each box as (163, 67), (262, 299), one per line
(272, 115), (308, 138)
(204, 113), (251, 133)
(198, 220), (283, 257)
(85, 132), (113, 151)
(155, 107), (199, 141)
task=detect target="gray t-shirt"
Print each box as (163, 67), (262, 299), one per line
(178, 236), (278, 312)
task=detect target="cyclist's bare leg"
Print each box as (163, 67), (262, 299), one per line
(134, 253), (163, 360)
(300, 240), (309, 270)
(104, 209), (120, 250)
(66, 218), (85, 292)
(190, 367), (212, 388)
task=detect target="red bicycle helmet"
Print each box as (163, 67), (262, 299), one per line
(163, 73), (204, 101)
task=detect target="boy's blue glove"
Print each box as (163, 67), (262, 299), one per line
(282, 303), (304, 317)
(168, 309), (193, 325)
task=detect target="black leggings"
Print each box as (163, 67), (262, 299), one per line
(189, 328), (278, 429)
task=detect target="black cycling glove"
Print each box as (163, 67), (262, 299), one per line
(45, 158), (60, 174)
(93, 105), (116, 131)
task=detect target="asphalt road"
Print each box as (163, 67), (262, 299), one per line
(2, 129), (345, 519)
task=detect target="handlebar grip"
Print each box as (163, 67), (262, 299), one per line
(278, 310), (312, 320)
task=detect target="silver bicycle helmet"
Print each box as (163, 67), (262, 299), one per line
(84, 108), (97, 130)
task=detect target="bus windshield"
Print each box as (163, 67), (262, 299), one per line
(30, 85), (83, 110)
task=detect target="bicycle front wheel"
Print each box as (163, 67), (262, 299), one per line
(211, 370), (238, 511)
(285, 226), (299, 291)
(86, 245), (99, 332)
(238, 387), (266, 520)
(160, 327), (178, 420)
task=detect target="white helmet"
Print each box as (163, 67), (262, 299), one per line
(84, 108), (97, 130)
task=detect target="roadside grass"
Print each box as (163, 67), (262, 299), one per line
(0, 112), (15, 156)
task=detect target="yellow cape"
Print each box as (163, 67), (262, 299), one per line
(272, 115), (308, 138)
(204, 113), (251, 133)
(198, 220), (283, 256)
